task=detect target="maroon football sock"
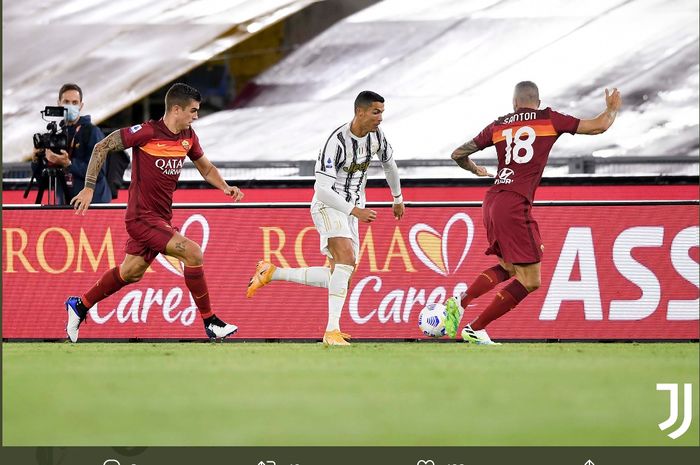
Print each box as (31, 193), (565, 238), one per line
(184, 265), (213, 319)
(81, 266), (129, 308)
(470, 279), (530, 331)
(460, 264), (511, 308)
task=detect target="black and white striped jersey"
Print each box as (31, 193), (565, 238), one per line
(313, 122), (394, 209)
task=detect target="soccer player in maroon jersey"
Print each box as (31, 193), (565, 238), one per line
(444, 81), (622, 344)
(65, 83), (244, 342)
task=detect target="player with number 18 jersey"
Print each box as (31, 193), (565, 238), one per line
(471, 107), (579, 265)
(474, 107), (579, 203)
(443, 81), (621, 345)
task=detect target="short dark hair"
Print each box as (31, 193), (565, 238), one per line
(514, 81), (539, 102)
(354, 90), (385, 111)
(59, 83), (83, 102)
(165, 83), (202, 111)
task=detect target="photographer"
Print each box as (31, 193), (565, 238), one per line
(33, 83), (112, 204)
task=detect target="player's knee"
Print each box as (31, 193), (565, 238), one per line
(122, 270), (144, 283)
(185, 245), (203, 266)
(499, 261), (515, 276)
(337, 250), (355, 266)
(525, 278), (541, 292)
(330, 247), (354, 265)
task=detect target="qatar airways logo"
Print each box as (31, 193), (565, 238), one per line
(89, 214), (210, 327)
(155, 157), (184, 176)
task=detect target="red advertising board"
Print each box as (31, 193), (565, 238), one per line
(3, 183), (698, 204)
(2, 202), (698, 340)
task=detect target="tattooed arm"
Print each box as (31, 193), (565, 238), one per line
(70, 130), (124, 215)
(451, 139), (492, 177)
(84, 130), (124, 190)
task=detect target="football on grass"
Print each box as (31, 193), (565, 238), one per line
(418, 303), (447, 338)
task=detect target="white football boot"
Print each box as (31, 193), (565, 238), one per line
(461, 324), (502, 346)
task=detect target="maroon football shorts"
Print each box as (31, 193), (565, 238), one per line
(482, 189), (543, 265)
(124, 216), (178, 264)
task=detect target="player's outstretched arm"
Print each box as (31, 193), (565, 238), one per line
(71, 129), (124, 215)
(576, 88), (622, 135)
(193, 155), (243, 201)
(451, 140), (492, 177)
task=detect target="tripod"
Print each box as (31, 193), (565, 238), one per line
(24, 161), (69, 205)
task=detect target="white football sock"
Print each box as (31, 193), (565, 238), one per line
(326, 264), (353, 332)
(272, 267), (330, 288)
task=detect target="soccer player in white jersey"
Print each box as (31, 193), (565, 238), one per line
(247, 91), (405, 345)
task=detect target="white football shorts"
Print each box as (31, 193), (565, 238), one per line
(310, 200), (359, 260)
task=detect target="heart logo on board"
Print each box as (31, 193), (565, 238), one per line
(408, 213), (474, 276)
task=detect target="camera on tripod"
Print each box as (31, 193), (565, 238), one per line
(33, 106), (68, 157)
(25, 106), (70, 205)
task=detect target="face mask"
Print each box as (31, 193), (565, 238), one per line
(64, 104), (80, 122)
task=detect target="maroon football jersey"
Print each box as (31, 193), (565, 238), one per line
(473, 107), (579, 202)
(120, 119), (204, 222)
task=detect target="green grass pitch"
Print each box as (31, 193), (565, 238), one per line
(3, 342), (698, 446)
